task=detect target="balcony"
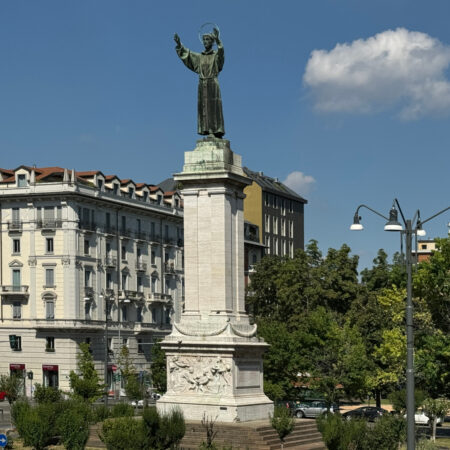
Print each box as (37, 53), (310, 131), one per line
(177, 238), (184, 247)
(120, 228), (133, 238)
(37, 220), (62, 231)
(163, 236), (175, 246)
(135, 231), (147, 241)
(148, 292), (172, 303)
(35, 319), (105, 331)
(7, 221), (23, 232)
(104, 225), (117, 235)
(79, 221), (97, 233)
(105, 288), (115, 298)
(136, 262), (147, 272)
(1, 285), (29, 296)
(104, 257), (117, 268)
(149, 234), (161, 243)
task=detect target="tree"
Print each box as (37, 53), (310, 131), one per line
(150, 340), (167, 393)
(69, 342), (104, 402)
(0, 374), (23, 404)
(118, 345), (143, 403)
(422, 397), (450, 442)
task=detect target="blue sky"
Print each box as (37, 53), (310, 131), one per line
(0, 0), (449, 271)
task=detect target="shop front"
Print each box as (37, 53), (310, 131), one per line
(107, 364), (117, 396)
(9, 363), (26, 396)
(42, 365), (59, 388)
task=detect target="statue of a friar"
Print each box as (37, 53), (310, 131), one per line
(174, 27), (225, 138)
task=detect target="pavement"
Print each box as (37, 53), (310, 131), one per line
(0, 401), (12, 432)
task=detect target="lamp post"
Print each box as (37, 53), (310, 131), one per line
(351, 199), (450, 450)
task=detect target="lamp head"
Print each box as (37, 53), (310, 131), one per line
(416, 221), (426, 237)
(350, 212), (363, 231)
(384, 204), (403, 232)
(122, 298), (131, 304)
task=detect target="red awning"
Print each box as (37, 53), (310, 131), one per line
(108, 364), (117, 372)
(10, 363), (25, 370)
(42, 365), (58, 371)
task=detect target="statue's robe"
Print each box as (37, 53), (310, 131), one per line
(176, 44), (225, 137)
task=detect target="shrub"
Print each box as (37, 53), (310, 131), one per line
(365, 414), (406, 450)
(10, 399), (31, 435)
(142, 406), (161, 448)
(111, 402), (135, 418)
(20, 406), (54, 450)
(56, 407), (90, 450)
(33, 383), (62, 404)
(159, 408), (186, 449)
(416, 438), (439, 450)
(94, 404), (111, 422)
(100, 417), (146, 450)
(271, 405), (294, 443)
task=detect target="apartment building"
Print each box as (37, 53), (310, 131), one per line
(243, 168), (307, 258)
(0, 166), (184, 394)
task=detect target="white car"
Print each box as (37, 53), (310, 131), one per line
(405, 409), (443, 426)
(131, 399), (144, 408)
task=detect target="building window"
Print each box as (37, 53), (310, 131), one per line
(113, 184), (119, 195)
(121, 273), (127, 290)
(137, 276), (143, 293)
(84, 239), (90, 255)
(151, 250), (156, 265)
(46, 337), (55, 352)
(265, 214), (270, 232)
(265, 235), (270, 254)
(85, 301), (91, 320)
(165, 308), (171, 325)
(164, 225), (169, 239)
(421, 244), (428, 250)
(121, 216), (126, 232)
(46, 238), (54, 254)
(137, 306), (143, 322)
(157, 194), (162, 204)
(290, 241), (294, 258)
(84, 269), (91, 287)
(121, 245), (126, 261)
(12, 269), (21, 290)
(151, 308), (157, 323)
(107, 338), (113, 352)
(46, 301), (55, 320)
(13, 302), (21, 319)
(45, 269), (54, 287)
(106, 272), (113, 289)
(12, 239), (20, 254)
(273, 237), (278, 255)
(128, 188), (134, 199)
(121, 305), (127, 322)
(175, 198), (179, 207)
(17, 174), (27, 187)
(98, 179), (103, 190)
(137, 339), (143, 353)
(151, 222), (156, 239)
(273, 217), (278, 234)
(11, 335), (22, 351)
(290, 221), (294, 238)
(143, 191), (148, 202)
(151, 277), (157, 293)
(281, 219), (286, 237)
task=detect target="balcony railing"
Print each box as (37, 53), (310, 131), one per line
(7, 221), (23, 232)
(79, 221), (96, 232)
(1, 285), (29, 295)
(104, 257), (117, 268)
(135, 231), (147, 241)
(120, 228), (133, 238)
(37, 220), (63, 230)
(136, 262), (147, 272)
(104, 225), (117, 235)
(149, 234), (160, 242)
(163, 236), (175, 245)
(148, 292), (172, 303)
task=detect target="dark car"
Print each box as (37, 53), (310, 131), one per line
(342, 406), (388, 422)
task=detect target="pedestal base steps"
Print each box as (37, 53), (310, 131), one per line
(86, 418), (326, 450)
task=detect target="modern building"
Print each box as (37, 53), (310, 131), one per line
(412, 239), (437, 263)
(242, 167), (307, 258)
(0, 166), (184, 395)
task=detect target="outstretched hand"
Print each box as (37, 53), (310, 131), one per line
(174, 33), (181, 47)
(212, 27), (220, 42)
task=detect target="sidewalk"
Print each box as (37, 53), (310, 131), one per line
(0, 401), (12, 432)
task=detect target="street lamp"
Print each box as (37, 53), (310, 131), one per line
(350, 199), (450, 450)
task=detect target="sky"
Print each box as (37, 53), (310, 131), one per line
(0, 0), (449, 271)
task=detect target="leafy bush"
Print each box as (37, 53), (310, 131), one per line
(111, 402), (135, 418)
(100, 417), (146, 450)
(271, 405), (294, 442)
(20, 405), (54, 450)
(33, 383), (62, 404)
(10, 399), (31, 435)
(94, 404), (111, 422)
(388, 389), (426, 413)
(56, 407), (90, 450)
(142, 406), (185, 449)
(316, 413), (406, 450)
(416, 438), (439, 450)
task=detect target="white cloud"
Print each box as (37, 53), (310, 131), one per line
(283, 171), (315, 195)
(303, 28), (450, 119)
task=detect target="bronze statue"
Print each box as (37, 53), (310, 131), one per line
(174, 28), (225, 138)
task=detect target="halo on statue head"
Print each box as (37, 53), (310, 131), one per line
(198, 22), (220, 44)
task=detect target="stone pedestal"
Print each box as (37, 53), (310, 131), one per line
(157, 137), (273, 422)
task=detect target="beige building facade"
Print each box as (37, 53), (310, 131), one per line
(0, 166), (184, 395)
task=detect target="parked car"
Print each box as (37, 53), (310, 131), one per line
(294, 401), (339, 418)
(0, 391), (6, 401)
(131, 399), (144, 408)
(343, 406), (388, 422)
(404, 409), (443, 426)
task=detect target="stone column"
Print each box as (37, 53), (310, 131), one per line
(157, 138), (273, 422)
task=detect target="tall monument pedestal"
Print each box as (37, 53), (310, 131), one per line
(157, 137), (273, 422)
